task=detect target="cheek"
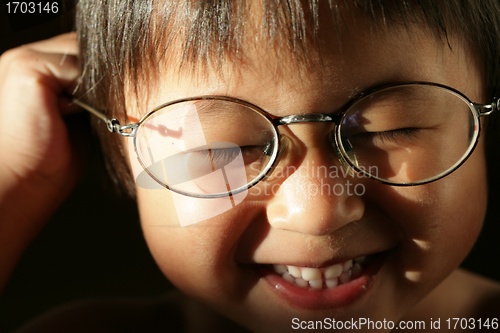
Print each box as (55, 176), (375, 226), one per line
(129, 126), (253, 298)
(138, 199), (225, 299)
(136, 187), (261, 301)
(375, 138), (487, 289)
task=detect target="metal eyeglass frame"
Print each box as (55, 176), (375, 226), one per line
(73, 81), (498, 198)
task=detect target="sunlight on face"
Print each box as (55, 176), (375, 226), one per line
(124, 4), (487, 331)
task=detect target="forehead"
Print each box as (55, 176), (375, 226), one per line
(148, 1), (454, 71)
(128, 2), (477, 116)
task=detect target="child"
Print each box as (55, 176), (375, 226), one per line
(1, 0), (500, 332)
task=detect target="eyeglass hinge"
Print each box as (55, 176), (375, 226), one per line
(106, 119), (138, 137)
(476, 100), (498, 117)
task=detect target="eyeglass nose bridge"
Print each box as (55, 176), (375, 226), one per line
(261, 113), (356, 182)
(273, 113), (341, 126)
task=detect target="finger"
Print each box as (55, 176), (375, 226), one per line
(0, 48), (81, 126)
(0, 49), (79, 91)
(21, 32), (79, 56)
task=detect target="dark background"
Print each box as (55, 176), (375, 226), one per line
(0, 3), (499, 333)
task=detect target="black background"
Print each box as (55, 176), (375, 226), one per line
(0, 3), (499, 333)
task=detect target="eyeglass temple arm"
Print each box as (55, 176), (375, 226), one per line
(72, 99), (138, 137)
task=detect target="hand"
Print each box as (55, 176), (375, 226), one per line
(0, 33), (84, 292)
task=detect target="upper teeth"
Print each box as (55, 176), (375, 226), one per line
(272, 256), (366, 290)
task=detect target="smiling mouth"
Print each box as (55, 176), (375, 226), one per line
(270, 255), (373, 290)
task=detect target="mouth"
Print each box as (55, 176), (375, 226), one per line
(271, 255), (370, 290)
(258, 252), (387, 309)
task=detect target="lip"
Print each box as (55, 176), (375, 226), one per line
(258, 252), (387, 310)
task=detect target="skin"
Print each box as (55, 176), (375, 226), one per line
(126, 8), (493, 333)
(1, 7), (499, 333)
(0, 33), (82, 293)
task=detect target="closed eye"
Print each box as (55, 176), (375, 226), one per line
(344, 128), (422, 149)
(187, 145), (266, 167)
(370, 128), (420, 142)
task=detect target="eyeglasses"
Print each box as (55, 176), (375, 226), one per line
(74, 82), (498, 198)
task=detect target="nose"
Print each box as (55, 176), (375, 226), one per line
(266, 147), (365, 236)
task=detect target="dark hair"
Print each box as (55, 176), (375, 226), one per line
(76, 0), (500, 205)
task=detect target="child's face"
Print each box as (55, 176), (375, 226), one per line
(126, 7), (487, 332)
